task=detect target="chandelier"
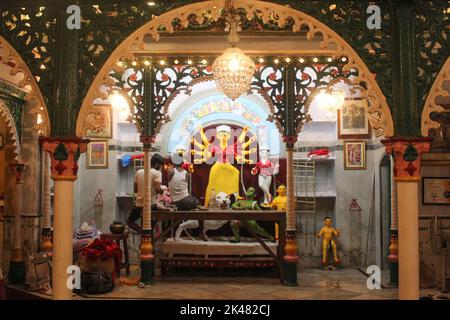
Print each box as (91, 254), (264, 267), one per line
(212, 1), (255, 100)
(315, 89), (346, 120)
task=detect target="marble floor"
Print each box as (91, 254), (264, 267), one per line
(74, 268), (399, 300)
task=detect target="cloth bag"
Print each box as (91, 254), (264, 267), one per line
(25, 251), (52, 294)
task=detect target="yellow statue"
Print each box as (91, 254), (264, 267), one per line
(317, 217), (341, 267)
(191, 125), (256, 206)
(271, 185), (287, 240)
(272, 185), (287, 211)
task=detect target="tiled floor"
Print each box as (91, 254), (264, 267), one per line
(74, 268), (399, 300)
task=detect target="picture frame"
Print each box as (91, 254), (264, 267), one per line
(344, 140), (366, 170)
(422, 177), (450, 205)
(338, 98), (370, 139)
(84, 104), (112, 138)
(87, 140), (109, 169)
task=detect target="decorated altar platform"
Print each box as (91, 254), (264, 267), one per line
(152, 210), (286, 282)
(162, 238), (278, 256)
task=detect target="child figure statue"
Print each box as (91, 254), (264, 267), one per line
(317, 217), (341, 268)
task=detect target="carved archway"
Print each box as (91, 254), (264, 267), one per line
(421, 57), (450, 137)
(77, 0), (394, 138)
(0, 100), (20, 160)
(0, 35), (50, 137)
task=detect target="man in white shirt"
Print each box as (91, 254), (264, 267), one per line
(168, 150), (205, 211)
(127, 153), (164, 233)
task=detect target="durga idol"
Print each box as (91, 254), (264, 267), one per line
(191, 125), (256, 206)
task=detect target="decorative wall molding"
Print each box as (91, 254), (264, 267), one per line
(421, 57), (449, 137)
(0, 99), (20, 160)
(0, 35), (50, 137)
(77, 0), (394, 138)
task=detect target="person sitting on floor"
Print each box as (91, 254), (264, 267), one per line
(127, 153), (164, 233)
(168, 149), (206, 211)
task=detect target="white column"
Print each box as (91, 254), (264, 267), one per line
(52, 179), (74, 300)
(397, 178), (420, 300)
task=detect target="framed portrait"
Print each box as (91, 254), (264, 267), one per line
(344, 140), (366, 170)
(87, 140), (108, 169)
(422, 177), (450, 205)
(84, 105), (112, 138)
(338, 99), (370, 139)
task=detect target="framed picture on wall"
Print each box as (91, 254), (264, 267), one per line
(84, 104), (112, 138)
(338, 99), (370, 139)
(422, 177), (450, 205)
(87, 140), (108, 169)
(344, 140), (366, 170)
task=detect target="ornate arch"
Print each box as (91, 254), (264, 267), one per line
(0, 35), (50, 137)
(77, 0), (394, 138)
(0, 100), (20, 160)
(421, 57), (450, 137)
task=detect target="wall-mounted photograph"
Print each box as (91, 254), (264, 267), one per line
(84, 104), (112, 138)
(422, 177), (450, 205)
(87, 140), (109, 169)
(344, 140), (366, 170)
(338, 99), (370, 139)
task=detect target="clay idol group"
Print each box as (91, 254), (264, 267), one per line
(127, 125), (286, 243)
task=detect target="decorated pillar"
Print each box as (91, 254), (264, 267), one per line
(41, 148), (53, 254)
(139, 64), (156, 284)
(0, 196), (4, 299)
(8, 162), (26, 284)
(283, 135), (298, 286)
(0, 195), (5, 283)
(140, 135), (155, 284)
(40, 137), (89, 300)
(388, 156), (398, 286)
(382, 137), (430, 300)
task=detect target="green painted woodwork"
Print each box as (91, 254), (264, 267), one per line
(0, 0), (448, 136)
(390, 1), (419, 136)
(50, 0), (80, 136)
(8, 261), (26, 285)
(142, 65), (154, 139)
(283, 64), (295, 137)
(112, 56), (354, 136)
(0, 88), (25, 140)
(54, 142), (68, 161)
(140, 259), (155, 285)
(403, 143), (418, 162)
(284, 260), (298, 286)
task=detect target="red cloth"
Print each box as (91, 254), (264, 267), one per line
(131, 154), (144, 160)
(307, 149), (329, 156)
(251, 160), (274, 176)
(81, 238), (122, 278)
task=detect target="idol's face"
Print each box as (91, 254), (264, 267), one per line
(246, 187), (256, 198)
(325, 218), (332, 227)
(216, 131), (231, 144)
(260, 149), (269, 159)
(277, 185), (286, 196)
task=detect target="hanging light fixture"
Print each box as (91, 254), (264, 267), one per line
(212, 0), (255, 100)
(316, 88), (346, 120)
